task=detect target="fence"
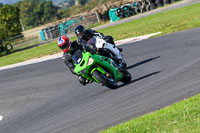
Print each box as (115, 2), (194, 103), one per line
(40, 12), (100, 41)
(9, 12), (99, 50)
(10, 0), (179, 51)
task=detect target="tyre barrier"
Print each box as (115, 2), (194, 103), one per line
(155, 0), (163, 4)
(150, 3), (156, 10)
(121, 5), (132, 18)
(149, 0), (156, 3)
(135, 7), (143, 14)
(133, 1), (145, 8)
(116, 8), (122, 17)
(129, 7), (137, 16)
(145, 5), (151, 12)
(171, 0), (177, 2)
(156, 3), (164, 7)
(109, 0), (179, 21)
(101, 11), (110, 21)
(144, 0), (151, 6)
(163, 0), (171, 4)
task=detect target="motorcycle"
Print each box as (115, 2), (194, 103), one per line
(72, 39), (131, 89)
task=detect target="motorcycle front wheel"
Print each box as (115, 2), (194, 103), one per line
(121, 70), (132, 83)
(92, 70), (118, 89)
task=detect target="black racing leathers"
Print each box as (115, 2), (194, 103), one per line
(77, 29), (115, 46)
(62, 40), (82, 75)
(62, 41), (89, 85)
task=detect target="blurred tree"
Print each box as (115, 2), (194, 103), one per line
(19, 0), (57, 30)
(0, 24), (7, 40)
(0, 4), (21, 40)
(19, 0), (36, 29)
(57, 8), (71, 19)
(43, 1), (56, 22)
(0, 0), (121, 32)
(78, 0), (88, 5)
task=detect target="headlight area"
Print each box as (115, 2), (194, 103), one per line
(79, 69), (86, 74)
(87, 57), (94, 66)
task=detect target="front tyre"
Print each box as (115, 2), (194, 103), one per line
(121, 70), (132, 83)
(92, 70), (118, 89)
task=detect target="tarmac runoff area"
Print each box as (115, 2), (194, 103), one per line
(0, 32), (162, 71)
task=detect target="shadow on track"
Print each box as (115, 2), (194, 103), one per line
(118, 71), (161, 88)
(127, 56), (160, 70)
(117, 56), (161, 88)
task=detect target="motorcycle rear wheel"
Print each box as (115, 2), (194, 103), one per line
(92, 70), (118, 89)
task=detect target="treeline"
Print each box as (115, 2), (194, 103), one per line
(0, 3), (21, 40)
(0, 0), (59, 40)
(58, 0), (119, 19)
(0, 0), (119, 40)
(14, 0), (58, 30)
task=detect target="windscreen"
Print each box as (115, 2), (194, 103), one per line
(72, 50), (83, 64)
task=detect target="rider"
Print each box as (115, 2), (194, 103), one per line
(74, 25), (125, 70)
(57, 36), (89, 85)
(74, 25), (123, 52)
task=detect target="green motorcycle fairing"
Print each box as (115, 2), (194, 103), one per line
(73, 50), (123, 83)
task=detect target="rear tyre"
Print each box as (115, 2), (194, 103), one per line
(156, 3), (164, 7)
(163, 0), (171, 4)
(135, 7), (143, 14)
(150, 3), (156, 10)
(92, 70), (118, 89)
(121, 70), (132, 83)
(116, 8), (122, 17)
(5, 43), (13, 53)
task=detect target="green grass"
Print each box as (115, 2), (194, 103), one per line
(100, 94), (200, 133)
(0, 41), (59, 66)
(98, 3), (200, 40)
(1, 3), (200, 66)
(0, 36), (77, 67)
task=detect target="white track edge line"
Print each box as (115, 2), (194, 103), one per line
(0, 32), (162, 71)
(0, 115), (3, 121)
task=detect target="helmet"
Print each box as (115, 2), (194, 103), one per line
(57, 36), (71, 53)
(75, 25), (86, 38)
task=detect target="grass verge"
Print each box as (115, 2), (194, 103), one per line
(0, 36), (76, 67)
(98, 3), (200, 40)
(99, 94), (200, 133)
(1, 3), (200, 67)
(0, 41), (60, 66)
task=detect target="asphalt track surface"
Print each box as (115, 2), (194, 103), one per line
(1, 27), (200, 133)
